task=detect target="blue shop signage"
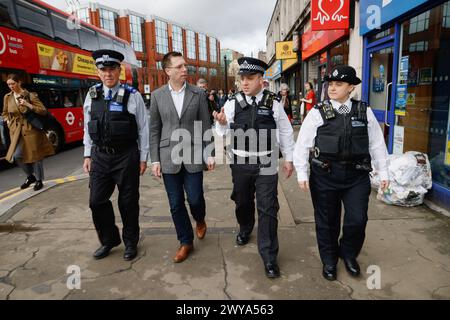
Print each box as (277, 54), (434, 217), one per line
(360, 0), (429, 35)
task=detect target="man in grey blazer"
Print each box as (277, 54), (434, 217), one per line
(150, 51), (215, 263)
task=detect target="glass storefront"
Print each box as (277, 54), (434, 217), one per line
(394, 1), (450, 190)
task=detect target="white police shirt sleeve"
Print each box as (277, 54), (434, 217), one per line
(367, 107), (389, 181)
(214, 99), (235, 137)
(273, 100), (294, 162)
(128, 91), (150, 162)
(83, 94), (93, 158)
(293, 109), (324, 182)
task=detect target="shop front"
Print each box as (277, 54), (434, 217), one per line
(301, 27), (349, 102)
(361, 0), (450, 209)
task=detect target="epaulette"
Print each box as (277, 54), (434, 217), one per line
(314, 102), (326, 110)
(263, 90), (281, 103)
(89, 84), (102, 99)
(228, 94), (236, 100)
(122, 84), (137, 94)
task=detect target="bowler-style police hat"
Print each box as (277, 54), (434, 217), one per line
(92, 49), (124, 69)
(238, 57), (269, 76)
(324, 65), (362, 85)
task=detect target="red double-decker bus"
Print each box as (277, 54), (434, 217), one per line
(0, 0), (140, 158)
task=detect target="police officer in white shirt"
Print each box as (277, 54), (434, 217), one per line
(83, 49), (149, 262)
(294, 65), (389, 281)
(214, 57), (295, 278)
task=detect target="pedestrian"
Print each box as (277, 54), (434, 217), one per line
(82, 49), (149, 261)
(217, 89), (228, 109)
(318, 66), (329, 102)
(279, 83), (292, 122)
(2, 73), (54, 191)
(294, 65), (390, 281)
(150, 52), (215, 263)
(300, 81), (316, 115)
(213, 57), (295, 278)
(196, 78), (216, 123)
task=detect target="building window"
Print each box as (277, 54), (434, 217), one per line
(187, 65), (197, 75)
(129, 15), (144, 52)
(156, 61), (163, 70)
(136, 60), (143, 68)
(198, 34), (207, 61)
(408, 11), (430, 34)
(155, 19), (169, 54)
(99, 8), (117, 36)
(443, 2), (450, 28)
(409, 41), (429, 52)
(77, 8), (90, 23)
(186, 30), (196, 60)
(209, 37), (217, 63)
(210, 68), (217, 76)
(198, 67), (207, 75)
(172, 25), (184, 55)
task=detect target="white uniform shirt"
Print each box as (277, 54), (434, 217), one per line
(83, 82), (150, 162)
(293, 98), (389, 182)
(215, 89), (295, 161)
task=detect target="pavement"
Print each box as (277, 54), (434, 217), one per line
(0, 135), (449, 300)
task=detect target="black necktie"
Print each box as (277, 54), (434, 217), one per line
(251, 96), (257, 107)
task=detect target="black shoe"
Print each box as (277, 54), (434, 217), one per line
(124, 246), (138, 261)
(322, 264), (337, 281)
(20, 175), (36, 189)
(343, 258), (361, 277)
(236, 232), (250, 246)
(93, 245), (114, 260)
(33, 181), (43, 191)
(265, 263), (280, 279)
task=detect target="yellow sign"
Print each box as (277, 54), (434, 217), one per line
(37, 43), (126, 80)
(276, 41), (297, 60)
(282, 58), (298, 72)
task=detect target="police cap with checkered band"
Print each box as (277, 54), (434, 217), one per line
(238, 57), (269, 76)
(92, 49), (124, 69)
(324, 65), (361, 85)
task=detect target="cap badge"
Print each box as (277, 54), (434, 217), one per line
(102, 54), (110, 62)
(333, 70), (339, 77)
(241, 60), (250, 69)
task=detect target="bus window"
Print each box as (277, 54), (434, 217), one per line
(98, 34), (114, 50)
(33, 89), (62, 109)
(51, 13), (80, 47)
(16, 0), (53, 38)
(78, 26), (99, 52)
(61, 89), (82, 108)
(0, 0), (17, 27)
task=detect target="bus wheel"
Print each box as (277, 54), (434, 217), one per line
(46, 126), (63, 153)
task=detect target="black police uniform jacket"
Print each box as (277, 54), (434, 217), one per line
(87, 84), (138, 148)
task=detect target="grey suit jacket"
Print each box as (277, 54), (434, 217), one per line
(150, 83), (213, 174)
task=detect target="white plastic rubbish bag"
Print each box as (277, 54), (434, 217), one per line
(370, 151), (432, 207)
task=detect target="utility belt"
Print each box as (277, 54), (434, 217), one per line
(310, 155), (373, 173)
(95, 142), (137, 155)
(233, 153), (274, 168)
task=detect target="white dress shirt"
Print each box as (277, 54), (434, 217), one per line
(293, 98), (389, 182)
(168, 81), (186, 118)
(215, 89), (295, 161)
(83, 82), (150, 162)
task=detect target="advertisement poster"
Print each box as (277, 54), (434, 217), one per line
(419, 68), (433, 85)
(393, 125), (405, 155)
(395, 84), (407, 116)
(445, 110), (450, 166)
(37, 43), (126, 80)
(399, 56), (409, 83)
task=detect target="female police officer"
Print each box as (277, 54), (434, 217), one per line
(293, 65), (389, 281)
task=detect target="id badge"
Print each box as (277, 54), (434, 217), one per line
(109, 102), (123, 112)
(351, 120), (366, 128)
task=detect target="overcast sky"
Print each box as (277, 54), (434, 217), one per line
(43, 0), (277, 57)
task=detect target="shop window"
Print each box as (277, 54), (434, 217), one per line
(395, 2), (450, 189)
(368, 27), (394, 43)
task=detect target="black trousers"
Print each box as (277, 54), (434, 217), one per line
(309, 163), (371, 266)
(230, 163), (280, 265)
(89, 146), (140, 248)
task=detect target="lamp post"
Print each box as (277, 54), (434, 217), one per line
(224, 55), (228, 94)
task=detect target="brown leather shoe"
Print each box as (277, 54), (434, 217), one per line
(196, 221), (207, 240)
(173, 244), (194, 263)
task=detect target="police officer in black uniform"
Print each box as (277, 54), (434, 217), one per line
(214, 57), (295, 278)
(83, 50), (149, 261)
(294, 65), (390, 281)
